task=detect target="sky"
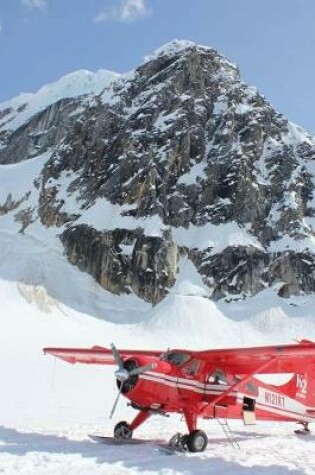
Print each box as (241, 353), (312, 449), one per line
(0, 0), (315, 133)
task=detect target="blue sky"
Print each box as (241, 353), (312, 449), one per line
(1, 0), (315, 133)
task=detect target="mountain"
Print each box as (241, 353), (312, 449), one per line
(1, 39), (315, 305)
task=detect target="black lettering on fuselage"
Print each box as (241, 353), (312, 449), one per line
(265, 391), (285, 408)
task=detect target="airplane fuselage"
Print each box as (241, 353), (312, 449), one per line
(121, 355), (315, 425)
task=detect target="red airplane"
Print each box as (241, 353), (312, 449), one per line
(44, 339), (315, 452)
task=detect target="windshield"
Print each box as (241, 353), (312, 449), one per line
(160, 351), (191, 366)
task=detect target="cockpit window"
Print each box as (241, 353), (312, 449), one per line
(207, 368), (227, 385)
(160, 351), (191, 366)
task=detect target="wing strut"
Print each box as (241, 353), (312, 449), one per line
(210, 357), (277, 408)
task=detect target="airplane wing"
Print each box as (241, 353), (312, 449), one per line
(44, 340), (315, 373)
(189, 340), (315, 374)
(43, 346), (162, 365)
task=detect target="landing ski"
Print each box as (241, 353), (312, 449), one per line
(89, 434), (163, 445)
(156, 433), (188, 455)
(89, 434), (186, 455)
(156, 443), (187, 455)
(294, 422), (311, 436)
(294, 429), (311, 436)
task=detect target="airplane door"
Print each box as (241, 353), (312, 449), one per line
(159, 351), (192, 402)
(177, 359), (202, 400)
(243, 396), (256, 425)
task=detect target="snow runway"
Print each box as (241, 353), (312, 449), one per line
(1, 422), (314, 474)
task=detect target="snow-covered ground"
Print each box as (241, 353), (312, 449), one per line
(1, 232), (315, 474)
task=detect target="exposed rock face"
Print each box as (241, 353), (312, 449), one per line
(0, 99), (80, 164)
(191, 247), (315, 300)
(61, 225), (179, 303)
(1, 40), (315, 303)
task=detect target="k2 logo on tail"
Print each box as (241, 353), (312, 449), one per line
(296, 374), (307, 398)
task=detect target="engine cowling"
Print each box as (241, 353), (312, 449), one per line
(116, 359), (139, 394)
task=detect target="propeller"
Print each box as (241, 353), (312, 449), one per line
(109, 381), (124, 419)
(109, 343), (156, 419)
(110, 343), (124, 368)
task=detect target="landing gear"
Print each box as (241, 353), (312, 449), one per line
(186, 430), (208, 452)
(114, 410), (151, 440)
(295, 422), (311, 435)
(114, 421), (133, 439)
(113, 410), (209, 453)
(167, 433), (187, 452)
(167, 430), (208, 453)
(180, 410), (208, 452)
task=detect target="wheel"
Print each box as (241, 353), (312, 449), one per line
(114, 421), (133, 439)
(186, 430), (208, 452)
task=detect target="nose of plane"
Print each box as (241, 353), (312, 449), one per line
(114, 367), (130, 382)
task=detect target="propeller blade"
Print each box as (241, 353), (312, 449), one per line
(110, 343), (124, 369)
(129, 362), (156, 377)
(109, 382), (124, 419)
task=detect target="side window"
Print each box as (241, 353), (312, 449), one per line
(207, 369), (227, 385)
(183, 359), (201, 376)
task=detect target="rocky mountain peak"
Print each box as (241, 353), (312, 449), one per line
(142, 39), (239, 78)
(1, 41), (315, 304)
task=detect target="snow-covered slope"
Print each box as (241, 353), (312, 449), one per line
(0, 69), (119, 133)
(1, 231), (315, 474)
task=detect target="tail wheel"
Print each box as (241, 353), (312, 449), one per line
(186, 430), (208, 452)
(114, 421), (133, 439)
